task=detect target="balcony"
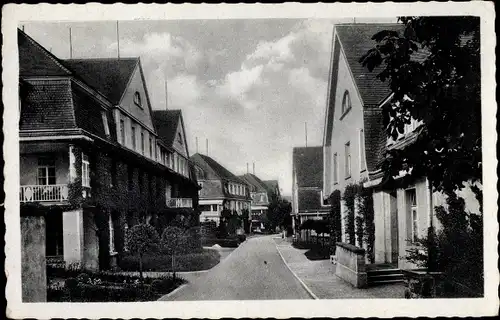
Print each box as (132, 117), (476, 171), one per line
(20, 184), (69, 203)
(166, 198), (193, 208)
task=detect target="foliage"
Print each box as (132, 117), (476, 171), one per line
(327, 190), (342, 254)
(119, 249), (221, 272)
(241, 208), (251, 234)
(342, 184), (360, 245)
(161, 226), (189, 279)
(405, 192), (483, 296)
(201, 237), (240, 248)
(359, 17), (481, 196)
(126, 223), (160, 280)
(266, 198), (292, 231)
(357, 186), (375, 263)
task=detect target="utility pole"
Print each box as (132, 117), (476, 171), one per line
(253, 162), (255, 175)
(164, 79), (168, 110)
(69, 27), (73, 59)
(196, 137), (199, 153)
(116, 21), (120, 59)
(206, 139), (209, 156)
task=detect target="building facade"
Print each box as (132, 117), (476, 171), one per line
(19, 29), (199, 271)
(239, 173), (271, 232)
(322, 24), (480, 269)
(291, 147), (330, 237)
(191, 153), (251, 225)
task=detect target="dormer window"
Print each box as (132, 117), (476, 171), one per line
(134, 91), (142, 109)
(341, 90), (351, 115)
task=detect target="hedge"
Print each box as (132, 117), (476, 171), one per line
(202, 238), (240, 248)
(119, 248), (221, 272)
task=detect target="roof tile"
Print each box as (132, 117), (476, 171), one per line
(293, 146), (323, 188)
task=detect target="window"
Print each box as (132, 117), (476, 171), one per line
(37, 157), (56, 185)
(141, 132), (145, 155)
(101, 111), (110, 136)
(341, 90), (351, 115)
(149, 137), (153, 157)
(212, 204), (218, 212)
(120, 119), (125, 144)
(133, 91), (142, 108)
(360, 129), (366, 172)
(199, 205), (211, 212)
(345, 142), (351, 178)
(81, 153), (90, 187)
(131, 126), (136, 150)
(333, 153), (338, 184)
(406, 188), (418, 243)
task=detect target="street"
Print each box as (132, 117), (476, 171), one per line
(160, 235), (312, 300)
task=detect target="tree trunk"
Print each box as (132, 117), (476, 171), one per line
(171, 253), (175, 280)
(139, 253), (143, 281)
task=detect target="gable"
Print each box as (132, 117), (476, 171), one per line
(119, 64), (155, 131)
(293, 147), (323, 188)
(171, 115), (189, 157)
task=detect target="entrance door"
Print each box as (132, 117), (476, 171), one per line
(389, 191), (399, 263)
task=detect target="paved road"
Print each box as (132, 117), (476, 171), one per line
(160, 235), (312, 300)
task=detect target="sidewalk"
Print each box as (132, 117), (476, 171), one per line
(274, 238), (405, 299)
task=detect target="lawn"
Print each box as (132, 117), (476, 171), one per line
(119, 248), (221, 272)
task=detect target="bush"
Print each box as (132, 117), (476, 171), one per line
(119, 249), (221, 272)
(237, 234), (246, 243)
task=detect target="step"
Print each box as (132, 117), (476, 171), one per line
(368, 279), (404, 286)
(368, 274), (404, 282)
(367, 268), (402, 276)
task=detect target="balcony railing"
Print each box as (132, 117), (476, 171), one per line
(166, 198), (193, 208)
(20, 184), (69, 203)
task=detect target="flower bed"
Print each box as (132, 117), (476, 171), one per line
(47, 266), (185, 302)
(119, 248), (221, 272)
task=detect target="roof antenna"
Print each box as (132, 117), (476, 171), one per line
(206, 139), (209, 156)
(69, 27), (73, 59)
(116, 21), (120, 59)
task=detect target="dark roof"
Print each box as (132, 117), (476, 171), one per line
(190, 153), (243, 184)
(152, 110), (181, 147)
(335, 23), (404, 106)
(363, 107), (387, 173)
(293, 146), (323, 188)
(239, 174), (268, 193)
(63, 58), (138, 104)
(18, 29), (72, 77)
(19, 79), (77, 131)
(298, 189), (328, 212)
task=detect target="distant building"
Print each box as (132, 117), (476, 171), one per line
(239, 173), (274, 232)
(191, 153), (251, 225)
(291, 147), (330, 235)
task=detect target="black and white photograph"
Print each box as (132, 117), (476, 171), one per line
(3, 2), (498, 319)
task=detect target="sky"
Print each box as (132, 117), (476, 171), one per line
(22, 18), (396, 196)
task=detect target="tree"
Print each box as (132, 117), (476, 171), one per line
(359, 17), (481, 197)
(266, 198), (292, 232)
(241, 208), (250, 234)
(161, 226), (189, 280)
(126, 223), (160, 281)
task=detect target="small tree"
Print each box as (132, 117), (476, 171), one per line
(161, 226), (188, 279)
(126, 223), (160, 281)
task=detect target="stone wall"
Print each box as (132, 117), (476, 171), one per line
(335, 242), (367, 288)
(21, 215), (47, 302)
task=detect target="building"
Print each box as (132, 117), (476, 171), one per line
(239, 173), (271, 232)
(291, 147), (330, 236)
(321, 23), (480, 269)
(191, 153), (251, 225)
(18, 29), (199, 272)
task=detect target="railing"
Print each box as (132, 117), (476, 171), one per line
(20, 184), (69, 202)
(166, 198), (193, 208)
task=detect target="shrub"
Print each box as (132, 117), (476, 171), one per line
(237, 234), (246, 243)
(202, 238), (239, 248)
(119, 249), (220, 272)
(65, 277), (78, 290)
(126, 223), (160, 280)
(76, 272), (90, 284)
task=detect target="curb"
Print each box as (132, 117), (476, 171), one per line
(275, 243), (319, 300)
(158, 283), (188, 301)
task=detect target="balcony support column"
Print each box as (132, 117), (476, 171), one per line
(63, 209), (84, 267)
(68, 145), (77, 183)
